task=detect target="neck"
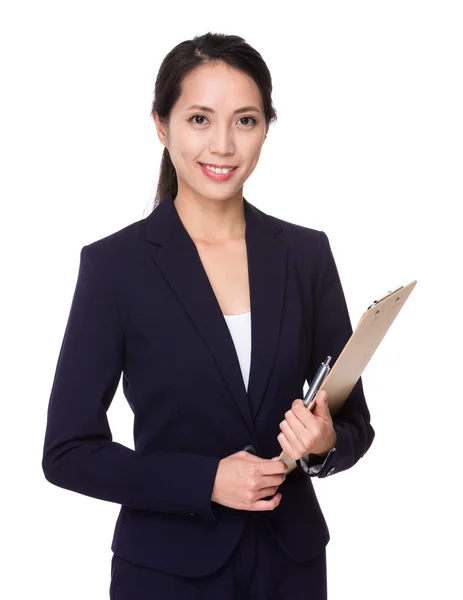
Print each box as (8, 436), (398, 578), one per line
(173, 188), (246, 244)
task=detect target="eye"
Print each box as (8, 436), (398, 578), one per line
(190, 114), (209, 126)
(188, 114), (258, 127)
(237, 116), (257, 126)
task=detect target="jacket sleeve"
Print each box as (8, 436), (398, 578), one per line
(297, 230), (375, 479)
(42, 244), (220, 522)
(296, 447), (336, 477)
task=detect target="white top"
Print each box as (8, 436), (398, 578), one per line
(223, 311), (251, 392)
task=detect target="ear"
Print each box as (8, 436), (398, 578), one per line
(152, 112), (168, 148)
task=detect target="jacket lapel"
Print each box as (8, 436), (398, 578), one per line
(144, 191), (288, 437)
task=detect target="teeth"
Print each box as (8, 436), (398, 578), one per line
(202, 164), (235, 174)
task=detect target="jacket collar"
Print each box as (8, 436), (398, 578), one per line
(145, 191), (288, 438)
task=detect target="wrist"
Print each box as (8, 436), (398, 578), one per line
(315, 429), (337, 458)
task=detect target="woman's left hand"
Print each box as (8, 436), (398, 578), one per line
(277, 390), (337, 460)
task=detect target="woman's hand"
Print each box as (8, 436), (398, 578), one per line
(277, 390), (337, 460)
(211, 451), (287, 512)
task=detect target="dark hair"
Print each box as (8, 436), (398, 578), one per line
(149, 32), (277, 209)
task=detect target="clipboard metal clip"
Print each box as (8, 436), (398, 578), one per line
(367, 285), (404, 310)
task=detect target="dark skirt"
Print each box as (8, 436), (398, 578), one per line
(110, 513), (327, 600)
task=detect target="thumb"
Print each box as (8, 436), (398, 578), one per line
(243, 452), (279, 463)
(314, 390), (328, 411)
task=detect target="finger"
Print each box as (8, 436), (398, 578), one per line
(287, 402), (315, 429)
(277, 431), (298, 461)
(314, 389), (328, 409)
(262, 458), (288, 475)
(271, 456), (288, 464)
(270, 456), (289, 478)
(280, 410), (309, 448)
(279, 419), (303, 452)
(319, 389), (327, 401)
(241, 451), (278, 463)
(241, 451), (287, 475)
(257, 472), (286, 489)
(249, 493), (282, 512)
(241, 451), (275, 463)
(240, 451), (262, 460)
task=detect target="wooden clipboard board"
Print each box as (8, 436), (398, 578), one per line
(279, 279), (417, 472)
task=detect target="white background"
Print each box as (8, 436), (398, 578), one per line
(1, 1), (462, 598)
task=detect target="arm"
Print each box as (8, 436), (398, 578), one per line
(42, 244), (220, 522)
(296, 231), (375, 479)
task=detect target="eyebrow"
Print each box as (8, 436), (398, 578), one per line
(185, 104), (261, 114)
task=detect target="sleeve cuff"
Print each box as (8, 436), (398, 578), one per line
(181, 455), (221, 522)
(297, 418), (357, 478)
(296, 446), (337, 477)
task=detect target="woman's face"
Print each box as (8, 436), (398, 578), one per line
(153, 61), (268, 203)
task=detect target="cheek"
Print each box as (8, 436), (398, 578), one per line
(245, 150), (262, 175)
(245, 137), (264, 165)
(169, 128), (200, 164)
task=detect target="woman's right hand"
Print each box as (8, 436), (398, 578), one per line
(211, 450), (288, 511)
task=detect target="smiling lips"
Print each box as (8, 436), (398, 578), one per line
(198, 162), (238, 181)
(201, 162), (237, 169)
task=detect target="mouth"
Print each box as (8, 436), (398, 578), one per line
(198, 162), (238, 181)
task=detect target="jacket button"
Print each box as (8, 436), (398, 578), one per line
(242, 445), (257, 455)
(189, 512), (197, 516)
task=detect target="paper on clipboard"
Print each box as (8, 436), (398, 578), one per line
(279, 279), (417, 471)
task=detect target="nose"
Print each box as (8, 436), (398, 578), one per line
(209, 124), (234, 155)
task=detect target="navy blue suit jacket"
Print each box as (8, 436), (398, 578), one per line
(42, 191), (375, 577)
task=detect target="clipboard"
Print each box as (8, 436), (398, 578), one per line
(279, 279), (417, 472)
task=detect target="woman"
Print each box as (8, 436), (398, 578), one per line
(42, 32), (375, 599)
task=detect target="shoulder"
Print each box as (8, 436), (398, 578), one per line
(79, 216), (146, 270)
(256, 204), (328, 261)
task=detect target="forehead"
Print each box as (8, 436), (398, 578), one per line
(175, 62), (263, 111)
